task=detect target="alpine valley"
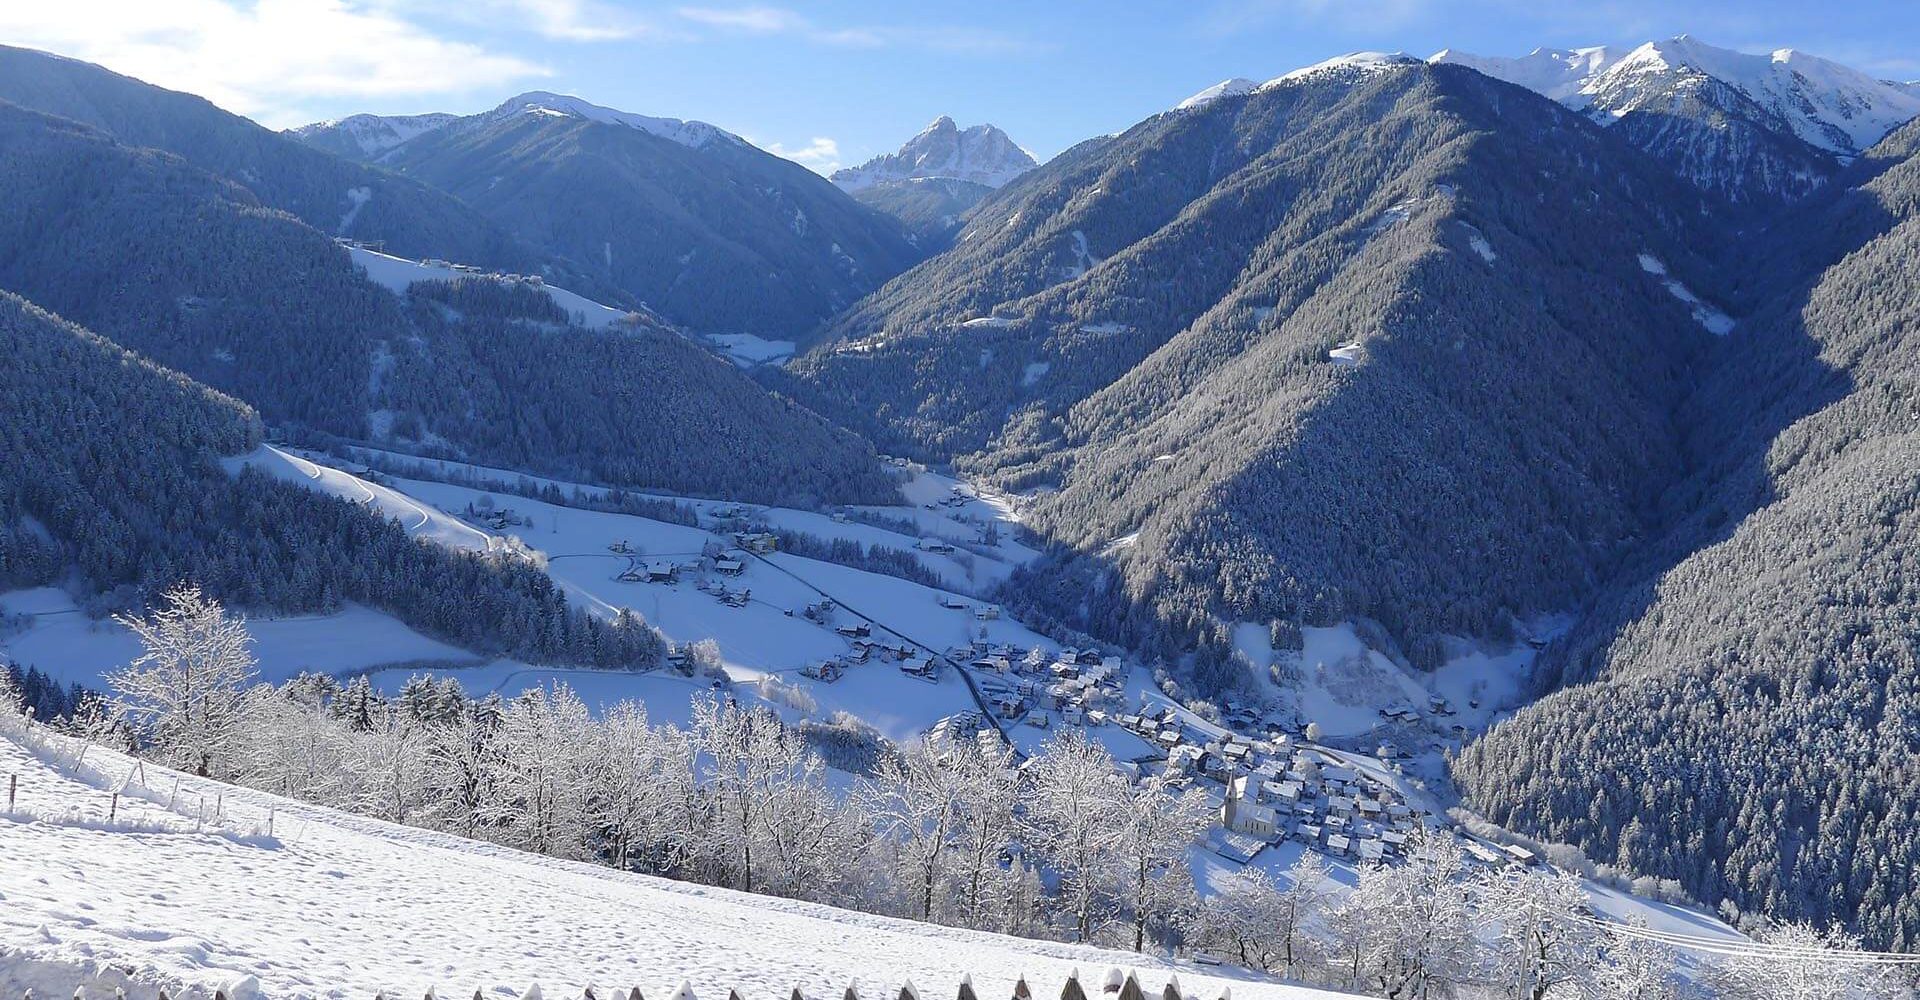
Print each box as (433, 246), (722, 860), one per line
(3, 21), (1919, 1000)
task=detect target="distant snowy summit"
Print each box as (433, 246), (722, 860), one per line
(287, 111), (457, 160)
(291, 92), (741, 161)
(1431, 35), (1920, 159)
(484, 91), (743, 150)
(831, 117), (1037, 192)
(1172, 53), (1418, 111)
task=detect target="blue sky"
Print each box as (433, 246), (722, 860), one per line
(4, 0), (1918, 172)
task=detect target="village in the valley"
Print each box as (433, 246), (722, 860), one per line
(440, 463), (1537, 882)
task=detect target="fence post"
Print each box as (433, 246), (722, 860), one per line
(1011, 979), (1030, 1000)
(7, 772), (14, 811)
(109, 792), (118, 823)
(1060, 975), (1086, 1000)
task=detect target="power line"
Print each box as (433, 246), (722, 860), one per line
(1571, 914), (1920, 965)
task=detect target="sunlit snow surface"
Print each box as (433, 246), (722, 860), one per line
(0, 726), (1358, 1000)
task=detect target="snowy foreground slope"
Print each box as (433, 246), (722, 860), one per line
(0, 724), (1354, 1000)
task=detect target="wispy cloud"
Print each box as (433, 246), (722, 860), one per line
(675, 5), (1042, 55)
(764, 135), (842, 174)
(0, 0), (548, 127)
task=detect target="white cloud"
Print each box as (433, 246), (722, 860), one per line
(764, 136), (841, 174)
(0, 0), (548, 127)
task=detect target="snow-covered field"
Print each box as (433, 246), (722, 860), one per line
(0, 721), (1357, 1000)
(345, 246), (634, 331)
(0, 589), (480, 691)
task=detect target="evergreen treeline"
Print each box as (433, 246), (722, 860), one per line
(0, 103), (894, 507)
(1454, 118), (1920, 949)
(774, 531), (948, 589)
(0, 291), (661, 669)
(382, 280), (899, 506)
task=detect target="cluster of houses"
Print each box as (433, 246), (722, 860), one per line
(1112, 708), (1427, 867)
(920, 484), (978, 512)
(1464, 839), (1540, 870)
(462, 501), (524, 532)
(963, 644), (1122, 729)
(937, 594), (1001, 621)
(1216, 746), (1423, 865)
(924, 711), (1004, 759)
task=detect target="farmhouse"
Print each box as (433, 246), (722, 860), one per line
(733, 531), (778, 554)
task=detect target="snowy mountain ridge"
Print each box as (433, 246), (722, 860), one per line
(831, 117), (1037, 192)
(486, 91), (745, 149)
(1170, 54), (1417, 111)
(286, 111), (458, 159)
(1432, 35), (1920, 159)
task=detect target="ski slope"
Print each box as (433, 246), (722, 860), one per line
(0, 720), (1356, 1000)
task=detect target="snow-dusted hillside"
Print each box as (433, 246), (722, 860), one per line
(832, 118), (1036, 192)
(0, 720), (1357, 1000)
(342, 244), (639, 331)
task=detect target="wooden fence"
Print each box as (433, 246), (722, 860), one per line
(19, 969), (1224, 1000)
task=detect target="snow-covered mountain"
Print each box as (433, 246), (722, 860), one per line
(485, 90), (744, 150)
(292, 92), (743, 160)
(1433, 36), (1920, 202)
(1174, 78), (1258, 111)
(286, 111), (458, 160)
(1171, 54), (1419, 111)
(831, 117), (1036, 192)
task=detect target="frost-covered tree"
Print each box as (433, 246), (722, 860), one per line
(585, 701), (694, 871)
(485, 685), (596, 858)
(1350, 830), (1478, 999)
(1112, 776), (1210, 952)
(1022, 732), (1124, 942)
(863, 743), (975, 920)
(1706, 924), (1916, 1000)
(688, 696), (809, 894)
(109, 583), (257, 777)
(1582, 920), (1683, 1000)
(947, 743), (1021, 931)
(1481, 864), (1601, 1000)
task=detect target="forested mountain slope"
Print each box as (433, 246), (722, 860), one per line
(0, 46), (597, 292)
(1454, 117), (1920, 949)
(373, 92), (924, 337)
(0, 102), (894, 505)
(0, 291), (660, 668)
(786, 62), (1727, 671)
